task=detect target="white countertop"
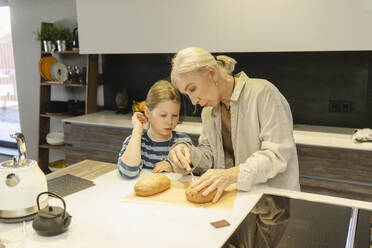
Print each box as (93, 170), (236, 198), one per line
(293, 124), (372, 151)
(62, 110), (203, 136)
(62, 111), (372, 151)
(2, 169), (372, 248)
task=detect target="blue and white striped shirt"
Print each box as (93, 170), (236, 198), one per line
(118, 131), (192, 178)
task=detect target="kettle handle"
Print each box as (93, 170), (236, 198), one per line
(36, 192), (66, 218)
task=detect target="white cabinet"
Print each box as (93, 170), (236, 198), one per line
(217, 0), (372, 52)
(77, 0), (372, 53)
(76, 0), (217, 54)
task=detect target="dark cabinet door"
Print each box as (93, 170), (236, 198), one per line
(64, 122), (131, 151)
(65, 145), (119, 165)
(297, 145), (372, 201)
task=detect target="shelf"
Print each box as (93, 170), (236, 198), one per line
(42, 50), (80, 55)
(40, 113), (75, 118)
(38, 26), (98, 174)
(39, 144), (65, 150)
(41, 81), (86, 87)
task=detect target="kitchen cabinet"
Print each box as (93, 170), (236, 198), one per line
(37, 22), (99, 173)
(216, 0), (372, 52)
(297, 145), (372, 202)
(62, 111), (201, 166)
(63, 121), (200, 165)
(64, 146), (118, 165)
(76, 0), (372, 53)
(76, 0), (217, 53)
(63, 122), (130, 165)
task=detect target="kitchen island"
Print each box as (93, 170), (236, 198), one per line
(1, 159), (372, 247)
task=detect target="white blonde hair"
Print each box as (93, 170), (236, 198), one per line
(171, 47), (237, 83)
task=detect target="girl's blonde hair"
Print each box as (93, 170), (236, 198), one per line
(171, 47), (237, 83)
(146, 80), (181, 110)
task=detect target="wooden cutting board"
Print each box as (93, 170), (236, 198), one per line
(123, 180), (237, 210)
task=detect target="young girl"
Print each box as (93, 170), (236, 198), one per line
(118, 80), (193, 178)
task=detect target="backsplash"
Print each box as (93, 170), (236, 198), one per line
(102, 51), (372, 128)
(102, 54), (202, 117)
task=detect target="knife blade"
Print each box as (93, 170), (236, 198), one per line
(187, 165), (197, 183)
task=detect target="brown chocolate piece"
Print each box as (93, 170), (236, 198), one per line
(210, 219), (230, 228)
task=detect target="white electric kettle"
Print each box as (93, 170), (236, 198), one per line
(0, 133), (48, 221)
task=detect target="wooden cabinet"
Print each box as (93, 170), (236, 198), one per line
(64, 123), (127, 151)
(64, 146), (118, 165)
(63, 123), (131, 166)
(37, 23), (99, 173)
(63, 121), (200, 166)
(297, 145), (372, 201)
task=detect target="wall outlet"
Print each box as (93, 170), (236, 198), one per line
(328, 100), (352, 113)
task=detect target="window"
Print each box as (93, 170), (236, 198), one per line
(0, 5), (20, 155)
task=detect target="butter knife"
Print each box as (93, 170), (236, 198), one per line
(187, 165), (197, 183)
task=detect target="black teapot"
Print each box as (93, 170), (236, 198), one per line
(32, 192), (72, 236)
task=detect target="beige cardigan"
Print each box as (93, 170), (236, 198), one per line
(174, 72), (300, 192)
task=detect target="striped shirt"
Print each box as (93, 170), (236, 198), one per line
(118, 131), (192, 178)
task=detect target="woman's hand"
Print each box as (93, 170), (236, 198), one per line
(168, 143), (191, 171)
(152, 160), (173, 173)
(191, 167), (239, 203)
(132, 112), (147, 133)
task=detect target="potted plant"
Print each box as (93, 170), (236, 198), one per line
(54, 25), (72, 41)
(34, 25), (58, 52)
(35, 24), (73, 52)
(35, 25), (54, 42)
(54, 25), (73, 51)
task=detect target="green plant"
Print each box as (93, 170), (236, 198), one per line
(34, 24), (72, 42)
(34, 25), (56, 42)
(54, 25), (73, 41)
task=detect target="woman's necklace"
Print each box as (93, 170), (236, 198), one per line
(221, 76), (236, 112)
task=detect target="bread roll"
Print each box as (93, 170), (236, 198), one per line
(134, 174), (171, 196)
(185, 185), (217, 203)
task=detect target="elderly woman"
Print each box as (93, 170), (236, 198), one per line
(168, 47), (300, 203)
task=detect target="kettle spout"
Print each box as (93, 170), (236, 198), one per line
(10, 132), (27, 162)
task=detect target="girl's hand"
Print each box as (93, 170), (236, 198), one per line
(132, 112), (147, 133)
(168, 143), (191, 171)
(152, 160), (173, 173)
(191, 167), (239, 203)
